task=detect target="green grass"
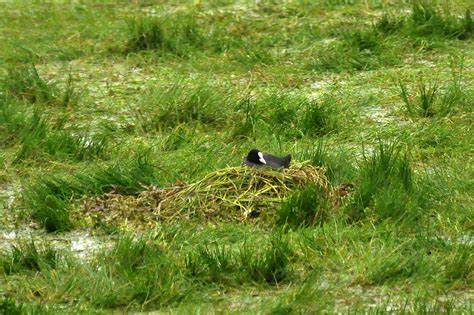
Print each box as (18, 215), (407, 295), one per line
(1, 63), (78, 107)
(276, 184), (332, 229)
(87, 234), (186, 309)
(308, 4), (473, 73)
(134, 82), (235, 133)
(0, 240), (61, 275)
(308, 28), (402, 72)
(347, 141), (417, 222)
(374, 4), (473, 40)
(0, 74), (100, 164)
(399, 62), (470, 118)
(0, 0), (472, 313)
(125, 14), (206, 57)
(23, 151), (164, 232)
(410, 4), (473, 39)
(297, 141), (355, 184)
(8, 109), (107, 163)
(185, 233), (293, 285)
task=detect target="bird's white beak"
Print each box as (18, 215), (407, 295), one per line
(258, 152), (267, 164)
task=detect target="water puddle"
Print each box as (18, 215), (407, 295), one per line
(363, 106), (395, 124)
(0, 184), (18, 212)
(335, 285), (473, 313)
(0, 228), (114, 260)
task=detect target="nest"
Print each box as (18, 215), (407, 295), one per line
(81, 162), (330, 226)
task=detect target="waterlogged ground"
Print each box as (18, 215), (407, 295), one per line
(0, 1), (473, 313)
(0, 228), (112, 260)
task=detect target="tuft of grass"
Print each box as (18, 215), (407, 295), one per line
(0, 297), (25, 315)
(44, 132), (109, 162)
(125, 15), (204, 57)
(366, 248), (429, 285)
(11, 110), (108, 163)
(0, 298), (49, 314)
(310, 5), (472, 73)
(83, 234), (187, 309)
(442, 244), (473, 285)
(23, 152), (163, 232)
(374, 14), (405, 35)
(231, 95), (260, 140)
(299, 96), (339, 136)
(59, 72), (79, 108)
(375, 5), (473, 40)
(268, 94), (299, 128)
(1, 64), (79, 107)
(0, 97), (30, 146)
(298, 141), (356, 184)
(1, 63), (55, 104)
(345, 28), (383, 53)
(399, 75), (468, 118)
(276, 184), (332, 230)
(308, 28), (400, 72)
(161, 125), (194, 151)
(270, 272), (333, 314)
(109, 235), (159, 275)
(0, 240), (61, 275)
(347, 141), (417, 222)
(135, 83), (233, 133)
(239, 234), (293, 284)
(399, 80), (438, 117)
(135, 87), (339, 139)
(14, 110), (47, 162)
(410, 4), (473, 39)
(231, 45), (275, 69)
(185, 234), (293, 285)
(362, 237), (473, 287)
(185, 243), (234, 283)
(126, 16), (167, 52)
(267, 93), (302, 138)
(264, 93), (340, 137)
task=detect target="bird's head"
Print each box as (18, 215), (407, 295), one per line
(247, 149), (267, 165)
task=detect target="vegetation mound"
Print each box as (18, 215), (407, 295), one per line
(81, 162), (330, 226)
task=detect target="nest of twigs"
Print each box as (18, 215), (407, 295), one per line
(81, 162), (330, 226)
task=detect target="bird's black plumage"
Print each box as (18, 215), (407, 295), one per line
(243, 149), (291, 168)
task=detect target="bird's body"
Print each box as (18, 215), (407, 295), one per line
(243, 149), (291, 168)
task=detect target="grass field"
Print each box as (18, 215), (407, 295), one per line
(0, 1), (473, 313)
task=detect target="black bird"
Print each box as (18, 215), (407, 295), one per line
(243, 149), (291, 169)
